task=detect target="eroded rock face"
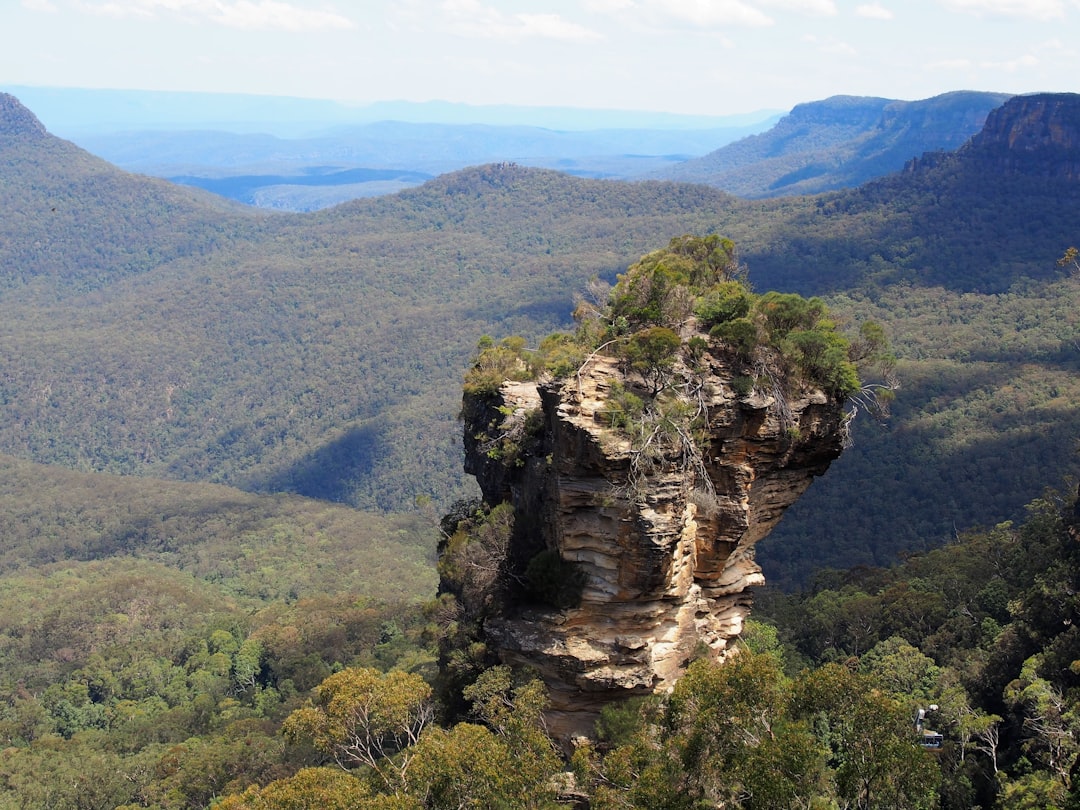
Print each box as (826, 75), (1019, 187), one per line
(964, 93), (1080, 180)
(458, 336), (847, 742)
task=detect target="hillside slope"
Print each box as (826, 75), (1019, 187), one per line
(0, 453), (434, 602)
(0, 93), (738, 512)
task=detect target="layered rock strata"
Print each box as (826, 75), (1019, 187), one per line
(459, 337), (847, 741)
(965, 93), (1080, 180)
(904, 92), (1080, 181)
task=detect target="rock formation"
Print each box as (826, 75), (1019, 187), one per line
(905, 92), (1080, 181)
(454, 314), (849, 742)
(964, 92), (1080, 180)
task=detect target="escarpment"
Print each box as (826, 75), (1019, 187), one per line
(439, 236), (866, 742)
(906, 92), (1080, 181)
(966, 92), (1080, 180)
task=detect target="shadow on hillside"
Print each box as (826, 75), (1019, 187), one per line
(261, 423), (383, 504)
(758, 361), (1080, 589)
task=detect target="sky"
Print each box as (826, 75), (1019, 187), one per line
(2, 0), (1078, 117)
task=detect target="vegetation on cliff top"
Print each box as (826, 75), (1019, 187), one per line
(466, 234), (894, 416)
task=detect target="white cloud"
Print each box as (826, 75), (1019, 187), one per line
(582, 0), (843, 29)
(442, 1), (603, 41)
(802, 32), (856, 55)
(644, 0), (774, 27)
(77, 0), (151, 18)
(927, 53), (1039, 72)
(517, 13), (603, 40)
(74, 0), (356, 30)
(822, 39), (857, 55)
(21, 0), (59, 10)
(939, 0), (1065, 20)
(855, 3), (893, 19)
(209, 1), (355, 30)
(927, 57), (974, 70)
(980, 53), (1039, 70)
(582, 0), (635, 10)
(757, 0), (837, 14)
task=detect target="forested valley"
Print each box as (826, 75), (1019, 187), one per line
(1, 91), (1079, 806)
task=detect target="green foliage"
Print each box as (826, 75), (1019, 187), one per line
(694, 280), (753, 326)
(431, 503), (519, 716)
(608, 234), (739, 329)
(0, 140), (740, 513)
(756, 291), (829, 339)
(6, 109), (1080, 810)
(463, 336), (537, 397)
(461, 665), (561, 789)
(585, 237), (862, 398)
(535, 331), (586, 378)
(605, 235), (752, 343)
(757, 489), (1080, 809)
(0, 457), (437, 808)
(0, 734), (163, 810)
(577, 649), (938, 809)
(594, 695), (657, 747)
(214, 767), (408, 810)
(721, 374), (751, 400)
(793, 664), (940, 809)
(281, 667), (434, 789)
(0, 453), (436, 604)
(3, 125), (1080, 582)
(1059, 246), (1079, 276)
(599, 381), (646, 431)
(785, 326), (861, 396)
(218, 664), (560, 809)
(710, 317), (759, 360)
(436, 501), (515, 617)
(409, 723), (550, 809)
(762, 273), (1080, 586)
(860, 636), (942, 703)
(621, 326), (683, 394)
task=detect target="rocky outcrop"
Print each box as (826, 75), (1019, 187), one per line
(458, 333), (847, 741)
(961, 93), (1080, 180)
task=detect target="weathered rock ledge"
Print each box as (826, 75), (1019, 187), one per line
(456, 331), (848, 742)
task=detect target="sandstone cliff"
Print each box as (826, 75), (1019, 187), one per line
(453, 302), (851, 740)
(905, 92), (1080, 181)
(965, 93), (1080, 180)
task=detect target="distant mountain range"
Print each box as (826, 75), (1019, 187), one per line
(0, 86), (781, 210)
(655, 90), (1013, 196)
(0, 86), (778, 135)
(72, 120), (772, 210)
(1, 90), (1079, 585)
(6, 87), (1019, 212)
